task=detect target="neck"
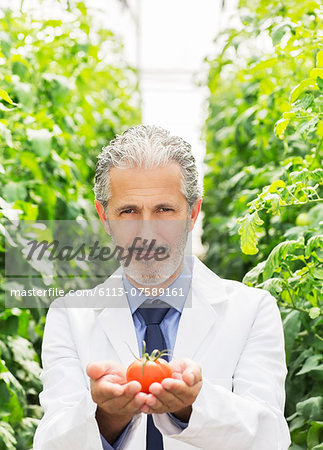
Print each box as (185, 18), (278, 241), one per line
(125, 258), (185, 297)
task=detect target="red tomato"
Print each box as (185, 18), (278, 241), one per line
(126, 357), (172, 393)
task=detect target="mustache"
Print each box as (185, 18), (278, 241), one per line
(128, 244), (170, 253)
(108, 237), (173, 265)
(123, 238), (171, 254)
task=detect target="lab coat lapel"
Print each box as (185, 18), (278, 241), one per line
(95, 267), (138, 368)
(173, 256), (228, 360)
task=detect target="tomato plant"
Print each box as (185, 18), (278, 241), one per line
(126, 341), (172, 393)
(203, 1), (323, 447)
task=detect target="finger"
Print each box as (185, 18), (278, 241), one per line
(148, 382), (163, 397)
(182, 371), (195, 386)
(123, 381), (142, 397)
(169, 359), (184, 377)
(161, 378), (187, 392)
(143, 388), (184, 414)
(161, 378), (203, 413)
(141, 392), (168, 414)
(169, 358), (200, 372)
(91, 378), (125, 403)
(171, 371), (183, 380)
(182, 366), (202, 387)
(169, 359), (202, 386)
(150, 381), (186, 406)
(86, 360), (125, 380)
(116, 391), (148, 414)
(93, 382), (146, 414)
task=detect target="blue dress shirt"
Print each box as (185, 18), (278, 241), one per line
(100, 257), (194, 450)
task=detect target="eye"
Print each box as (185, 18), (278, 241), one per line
(120, 209), (135, 215)
(159, 207), (173, 212)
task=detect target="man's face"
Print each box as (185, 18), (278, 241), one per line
(101, 162), (196, 286)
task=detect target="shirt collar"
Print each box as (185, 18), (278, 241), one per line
(122, 255), (194, 314)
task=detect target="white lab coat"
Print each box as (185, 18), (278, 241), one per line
(33, 256), (291, 450)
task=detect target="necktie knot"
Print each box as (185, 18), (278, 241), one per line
(137, 304), (170, 325)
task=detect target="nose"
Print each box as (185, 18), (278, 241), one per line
(137, 219), (158, 243)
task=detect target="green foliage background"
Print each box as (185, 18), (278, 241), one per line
(202, 0), (323, 448)
(0, 1), (141, 448)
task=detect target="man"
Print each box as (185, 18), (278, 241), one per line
(33, 125), (291, 449)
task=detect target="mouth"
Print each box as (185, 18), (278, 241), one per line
(131, 249), (170, 258)
(134, 251), (158, 258)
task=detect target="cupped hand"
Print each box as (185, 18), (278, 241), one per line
(140, 357), (202, 422)
(87, 360), (147, 420)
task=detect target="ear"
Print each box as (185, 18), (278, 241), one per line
(189, 198), (202, 232)
(94, 200), (111, 235)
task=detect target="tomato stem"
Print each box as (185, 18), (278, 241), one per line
(126, 340), (173, 378)
(141, 340), (173, 362)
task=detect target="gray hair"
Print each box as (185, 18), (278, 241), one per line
(93, 124), (203, 212)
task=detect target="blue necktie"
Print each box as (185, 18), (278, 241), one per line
(137, 304), (170, 450)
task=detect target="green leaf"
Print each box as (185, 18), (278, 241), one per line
(283, 111), (296, 119)
(310, 68), (323, 79)
(0, 122), (13, 147)
(13, 82), (34, 110)
(309, 307), (321, 320)
(269, 180), (286, 191)
(313, 268), (323, 280)
(238, 211), (264, 255)
(0, 102), (15, 111)
(295, 92), (314, 110)
(256, 277), (285, 296)
(263, 237), (305, 279)
(0, 315), (18, 336)
(311, 169), (323, 183)
(274, 118), (289, 139)
(307, 421), (323, 449)
(0, 378), (10, 405)
(296, 397), (323, 421)
(2, 182), (27, 203)
(6, 336), (41, 381)
(15, 417), (40, 449)
(250, 57), (277, 73)
(317, 50), (323, 68)
(0, 371), (25, 423)
(271, 24), (290, 46)
(311, 444), (323, 450)
(12, 200), (38, 220)
(299, 117), (319, 138)
(0, 422), (17, 449)
(305, 235), (323, 259)
(263, 193), (282, 215)
(290, 79), (317, 103)
(242, 260), (266, 285)
(0, 88), (15, 105)
(297, 355), (323, 375)
(290, 168), (309, 183)
(317, 76), (323, 92)
(26, 129), (52, 158)
(76, 1), (87, 16)
(42, 73), (72, 101)
(283, 310), (301, 364)
(316, 120), (323, 138)
(20, 151), (43, 179)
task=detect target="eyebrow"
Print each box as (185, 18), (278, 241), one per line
(114, 203), (178, 214)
